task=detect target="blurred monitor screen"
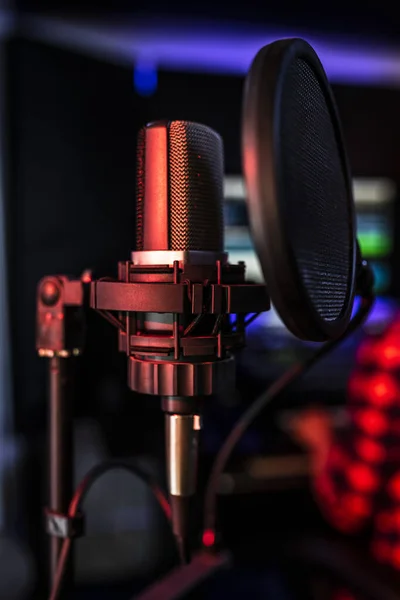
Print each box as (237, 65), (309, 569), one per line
(224, 175), (397, 331)
(224, 176), (399, 392)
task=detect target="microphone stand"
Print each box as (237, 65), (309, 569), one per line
(47, 354), (73, 591)
(133, 549), (231, 600)
(36, 274), (87, 596)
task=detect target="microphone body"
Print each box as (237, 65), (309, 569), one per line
(90, 120), (269, 557)
(134, 121), (233, 554)
(129, 121), (235, 394)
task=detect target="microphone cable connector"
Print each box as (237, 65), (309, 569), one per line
(164, 397), (202, 564)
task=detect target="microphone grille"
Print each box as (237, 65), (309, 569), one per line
(135, 121), (224, 252)
(136, 126), (146, 251)
(169, 121), (224, 251)
(280, 58), (353, 321)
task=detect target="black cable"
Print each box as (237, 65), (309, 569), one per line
(48, 460), (172, 600)
(203, 292), (375, 540)
(176, 536), (191, 565)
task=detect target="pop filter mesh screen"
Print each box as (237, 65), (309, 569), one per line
(280, 58), (352, 321)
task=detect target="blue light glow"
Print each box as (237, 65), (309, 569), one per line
(23, 15), (400, 87)
(133, 62), (158, 96)
(127, 20), (400, 86)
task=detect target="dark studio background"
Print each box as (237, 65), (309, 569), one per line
(1, 2), (400, 599)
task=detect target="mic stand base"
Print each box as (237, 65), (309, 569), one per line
(133, 550), (231, 600)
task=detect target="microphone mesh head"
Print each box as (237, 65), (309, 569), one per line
(136, 120), (224, 252)
(280, 58), (352, 322)
(169, 121), (224, 251)
(136, 126), (146, 249)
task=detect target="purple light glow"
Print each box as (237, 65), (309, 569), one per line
(22, 15), (400, 86)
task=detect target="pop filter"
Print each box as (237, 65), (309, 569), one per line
(242, 38), (357, 342)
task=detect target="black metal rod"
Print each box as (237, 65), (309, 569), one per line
(48, 356), (74, 595)
(173, 261), (180, 360)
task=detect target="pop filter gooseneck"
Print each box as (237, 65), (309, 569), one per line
(242, 38), (357, 342)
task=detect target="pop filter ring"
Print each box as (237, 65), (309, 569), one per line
(242, 38), (357, 341)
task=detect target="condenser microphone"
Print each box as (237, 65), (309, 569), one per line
(90, 119), (269, 560)
(134, 120), (227, 558)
